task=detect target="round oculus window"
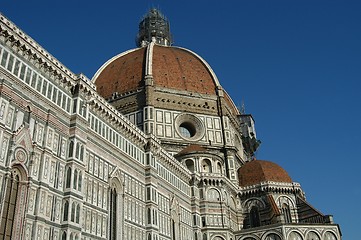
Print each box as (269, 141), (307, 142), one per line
(175, 114), (204, 141)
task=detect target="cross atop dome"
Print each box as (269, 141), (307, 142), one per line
(136, 8), (173, 47)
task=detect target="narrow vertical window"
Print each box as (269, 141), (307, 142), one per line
(66, 167), (72, 188)
(78, 172), (82, 191)
(36, 76), (42, 92)
(147, 208), (151, 224)
(41, 80), (47, 95)
(68, 141), (74, 158)
(13, 59), (20, 76)
(109, 188), (117, 240)
(63, 201), (69, 221)
(25, 68), (32, 84)
(282, 203), (292, 223)
(71, 202), (75, 222)
(73, 99), (77, 114)
(6, 55), (14, 72)
(61, 95), (67, 110)
(76, 204), (80, 224)
(61, 231), (67, 240)
(171, 219), (176, 240)
(80, 145), (84, 161)
(250, 206), (260, 227)
(19, 64), (26, 80)
(75, 142), (80, 159)
(52, 88), (57, 103)
(47, 84), (53, 99)
(1, 51), (8, 67)
(203, 233), (207, 240)
(73, 169), (78, 189)
(0, 174), (19, 239)
(30, 72), (37, 88)
(57, 91), (62, 106)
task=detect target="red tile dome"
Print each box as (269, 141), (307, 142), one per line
(176, 144), (207, 156)
(92, 48), (146, 99)
(238, 160), (292, 187)
(92, 44), (220, 99)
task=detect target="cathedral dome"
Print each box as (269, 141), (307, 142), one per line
(91, 8), (240, 116)
(92, 44), (220, 99)
(238, 160), (292, 187)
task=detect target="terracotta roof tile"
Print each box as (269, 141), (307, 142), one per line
(95, 48), (146, 99)
(238, 160), (292, 187)
(152, 45), (217, 94)
(176, 144), (207, 156)
(94, 45), (218, 99)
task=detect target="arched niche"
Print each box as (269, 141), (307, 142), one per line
(185, 159), (195, 173)
(201, 158), (212, 173)
(207, 188), (221, 201)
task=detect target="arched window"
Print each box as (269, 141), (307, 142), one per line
(153, 209), (158, 225)
(77, 172), (82, 191)
(73, 169), (78, 189)
(147, 208), (151, 224)
(185, 159), (194, 173)
(68, 141), (74, 158)
(71, 202), (76, 222)
(171, 219), (176, 240)
(80, 145), (84, 161)
(0, 174), (19, 239)
(216, 162), (222, 174)
(306, 231), (320, 240)
(109, 188), (117, 240)
(24, 106), (31, 124)
(61, 231), (67, 240)
(324, 231), (337, 240)
(289, 231), (303, 240)
(201, 159), (212, 173)
(282, 203), (292, 223)
(250, 206), (260, 227)
(63, 201), (69, 221)
(201, 216), (206, 227)
(207, 188), (221, 201)
(76, 204), (80, 224)
(203, 233), (208, 240)
(66, 167), (72, 188)
(265, 233), (281, 240)
(75, 142), (80, 159)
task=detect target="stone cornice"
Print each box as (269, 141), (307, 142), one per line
(239, 181), (302, 197)
(0, 13), (84, 90)
(87, 90), (148, 147)
(0, 16), (148, 149)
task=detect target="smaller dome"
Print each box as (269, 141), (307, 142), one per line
(176, 144), (207, 156)
(238, 160), (292, 187)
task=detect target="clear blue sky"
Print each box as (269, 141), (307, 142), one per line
(2, 1), (360, 239)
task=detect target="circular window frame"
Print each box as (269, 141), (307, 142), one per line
(175, 113), (205, 141)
